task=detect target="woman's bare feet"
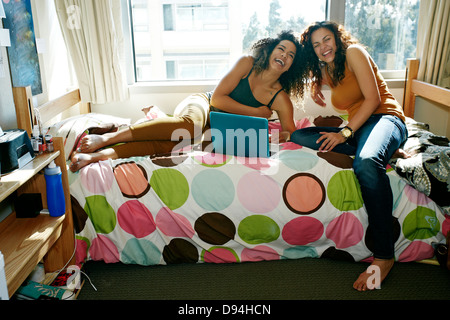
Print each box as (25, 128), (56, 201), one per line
(77, 128), (133, 153)
(353, 258), (394, 291)
(77, 134), (111, 153)
(69, 149), (117, 172)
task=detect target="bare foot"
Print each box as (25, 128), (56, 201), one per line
(69, 149), (116, 172)
(69, 152), (97, 172)
(353, 258), (394, 291)
(78, 128), (132, 153)
(77, 134), (109, 153)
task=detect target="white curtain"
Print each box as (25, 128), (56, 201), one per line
(416, 0), (450, 88)
(54, 0), (129, 104)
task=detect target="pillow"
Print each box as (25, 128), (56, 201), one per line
(43, 113), (131, 160)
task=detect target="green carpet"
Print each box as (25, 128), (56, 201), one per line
(77, 258), (450, 300)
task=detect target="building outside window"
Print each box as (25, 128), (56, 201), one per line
(129, 0), (420, 82)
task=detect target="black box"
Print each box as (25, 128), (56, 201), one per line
(0, 129), (35, 175)
(14, 193), (43, 218)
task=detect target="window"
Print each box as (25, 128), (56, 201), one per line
(166, 3), (228, 31)
(128, 0), (420, 82)
(130, 0), (326, 82)
(165, 57), (229, 80)
(344, 0), (420, 71)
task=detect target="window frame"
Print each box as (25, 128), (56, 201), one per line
(122, 0), (410, 91)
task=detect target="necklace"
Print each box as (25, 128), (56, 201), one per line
(326, 64), (334, 75)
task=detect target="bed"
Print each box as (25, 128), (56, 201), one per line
(14, 59), (450, 269)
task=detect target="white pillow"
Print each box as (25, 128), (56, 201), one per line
(43, 113), (131, 160)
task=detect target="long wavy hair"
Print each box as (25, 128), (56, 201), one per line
(250, 30), (308, 100)
(300, 21), (359, 87)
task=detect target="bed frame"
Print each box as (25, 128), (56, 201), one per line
(403, 59), (450, 122)
(13, 59), (450, 136)
(13, 87), (91, 136)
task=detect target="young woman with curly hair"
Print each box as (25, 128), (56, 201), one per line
(290, 21), (409, 291)
(70, 30), (307, 172)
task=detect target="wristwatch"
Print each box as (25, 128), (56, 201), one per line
(340, 126), (354, 140)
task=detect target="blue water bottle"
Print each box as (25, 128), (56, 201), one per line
(44, 161), (66, 217)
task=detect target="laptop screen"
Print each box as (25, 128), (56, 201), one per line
(209, 112), (270, 158)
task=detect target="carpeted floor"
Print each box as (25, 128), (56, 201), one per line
(77, 257), (450, 301)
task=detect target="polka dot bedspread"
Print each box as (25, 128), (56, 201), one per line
(68, 143), (450, 267)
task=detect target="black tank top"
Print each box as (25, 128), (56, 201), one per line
(208, 67), (283, 113)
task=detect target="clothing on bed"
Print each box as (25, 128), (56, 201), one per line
(390, 119), (450, 215)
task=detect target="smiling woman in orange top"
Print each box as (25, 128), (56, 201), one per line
(291, 21), (409, 291)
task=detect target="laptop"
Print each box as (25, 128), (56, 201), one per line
(209, 111), (271, 158)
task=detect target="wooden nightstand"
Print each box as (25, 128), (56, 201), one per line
(0, 137), (75, 298)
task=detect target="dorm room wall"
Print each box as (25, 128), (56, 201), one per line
(415, 97), (450, 137)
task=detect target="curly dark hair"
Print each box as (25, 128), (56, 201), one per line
(250, 30), (308, 100)
(300, 21), (359, 87)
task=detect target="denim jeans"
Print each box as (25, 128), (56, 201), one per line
(290, 114), (408, 259)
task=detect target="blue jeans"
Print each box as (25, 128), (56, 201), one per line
(290, 114), (408, 259)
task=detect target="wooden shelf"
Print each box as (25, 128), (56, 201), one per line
(0, 213), (65, 296)
(0, 151), (59, 202)
(0, 182), (20, 204)
(0, 137), (75, 298)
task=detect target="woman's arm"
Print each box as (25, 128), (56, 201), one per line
(316, 45), (381, 152)
(270, 91), (297, 142)
(210, 56), (272, 118)
(345, 45), (381, 132)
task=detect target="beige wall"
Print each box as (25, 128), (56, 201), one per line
(414, 97), (450, 138)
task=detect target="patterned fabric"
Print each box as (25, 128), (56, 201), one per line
(68, 144), (449, 267)
(390, 119), (450, 215)
(44, 113), (449, 267)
